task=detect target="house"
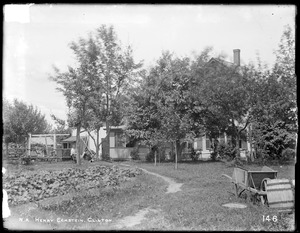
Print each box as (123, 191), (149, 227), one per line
(162, 49), (251, 161)
(69, 125), (149, 160)
(197, 49), (251, 160)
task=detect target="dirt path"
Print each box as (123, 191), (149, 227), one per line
(114, 208), (159, 229)
(114, 165), (183, 229)
(139, 168), (183, 193)
(120, 164), (183, 193)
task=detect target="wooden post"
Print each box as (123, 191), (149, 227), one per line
(53, 134), (57, 157)
(45, 136), (48, 156)
(249, 124), (254, 162)
(28, 133), (31, 156)
(154, 150), (157, 166)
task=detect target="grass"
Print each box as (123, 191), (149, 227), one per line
(3, 159), (295, 230)
(118, 160), (295, 231)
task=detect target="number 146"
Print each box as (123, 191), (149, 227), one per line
(263, 215), (278, 222)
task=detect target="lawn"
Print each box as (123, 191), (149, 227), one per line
(3, 159), (295, 231)
(119, 160), (295, 231)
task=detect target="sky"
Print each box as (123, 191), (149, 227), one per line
(3, 4), (296, 126)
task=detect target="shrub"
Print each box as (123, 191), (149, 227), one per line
(216, 142), (237, 160)
(102, 153), (111, 161)
(190, 148), (198, 161)
(145, 148), (166, 162)
(146, 150), (155, 162)
(130, 147), (140, 160)
(210, 151), (218, 161)
(281, 148), (296, 161)
(158, 149), (167, 162)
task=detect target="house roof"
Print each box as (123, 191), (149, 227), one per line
(31, 137), (54, 145)
(104, 125), (127, 131)
(61, 136), (77, 142)
(206, 57), (244, 74)
(207, 58), (237, 68)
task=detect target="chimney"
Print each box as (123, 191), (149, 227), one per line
(233, 49), (240, 66)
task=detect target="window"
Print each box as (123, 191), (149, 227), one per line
(206, 138), (211, 149)
(115, 132), (126, 148)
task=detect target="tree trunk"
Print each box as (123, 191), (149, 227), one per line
(154, 150), (157, 166)
(76, 122), (81, 165)
(176, 140), (185, 162)
(96, 127), (100, 160)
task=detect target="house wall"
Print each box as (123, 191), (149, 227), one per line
(71, 127), (107, 157)
(110, 148), (134, 159)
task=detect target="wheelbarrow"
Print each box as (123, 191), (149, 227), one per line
(222, 166), (294, 213)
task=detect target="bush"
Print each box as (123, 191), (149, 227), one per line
(190, 148), (198, 161)
(146, 150), (155, 162)
(158, 149), (167, 162)
(216, 142), (237, 160)
(210, 151), (218, 161)
(145, 147), (166, 162)
(281, 148), (296, 161)
(102, 153), (111, 161)
(130, 147), (140, 160)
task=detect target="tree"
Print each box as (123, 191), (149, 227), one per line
(50, 61), (91, 165)
(3, 99), (51, 147)
(127, 51), (203, 169)
(190, 52), (257, 159)
(249, 25), (297, 160)
(50, 114), (72, 134)
(235, 25), (297, 161)
(88, 25), (142, 159)
(50, 25), (142, 163)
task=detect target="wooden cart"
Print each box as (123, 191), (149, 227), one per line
(222, 166), (294, 213)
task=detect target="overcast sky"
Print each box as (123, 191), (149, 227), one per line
(3, 4), (296, 126)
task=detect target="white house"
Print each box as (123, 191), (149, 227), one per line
(69, 125), (149, 160)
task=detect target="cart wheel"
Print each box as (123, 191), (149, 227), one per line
(260, 178), (270, 205)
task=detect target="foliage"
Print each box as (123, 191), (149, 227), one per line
(252, 120), (296, 161)
(3, 99), (51, 144)
(3, 165), (142, 206)
(190, 148), (198, 161)
(281, 148), (296, 161)
(191, 55), (256, 154)
(50, 25), (142, 161)
(126, 51), (205, 167)
(145, 148), (156, 162)
(250, 25), (297, 161)
(216, 142), (237, 160)
(130, 147), (140, 160)
(102, 153), (111, 161)
(50, 114), (72, 134)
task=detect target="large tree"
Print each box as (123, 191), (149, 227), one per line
(50, 25), (142, 162)
(250, 25), (297, 160)
(50, 63), (91, 165)
(190, 52), (257, 159)
(127, 51), (202, 168)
